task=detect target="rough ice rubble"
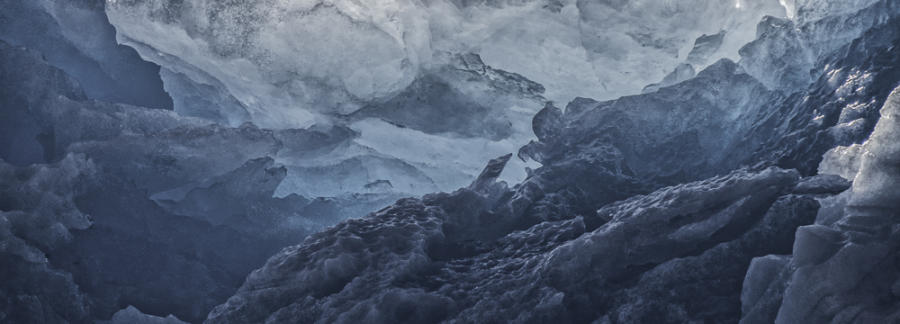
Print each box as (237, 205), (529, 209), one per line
(0, 155), (95, 265)
(206, 159), (819, 323)
(0, 35), (413, 205)
(0, 39), (407, 323)
(846, 87), (900, 211)
(738, 0), (899, 91)
(100, 306), (188, 324)
(737, 0), (900, 175)
(208, 0), (900, 322)
(0, 0), (896, 322)
(519, 59), (782, 187)
(0, 155), (95, 323)
(515, 0), (900, 190)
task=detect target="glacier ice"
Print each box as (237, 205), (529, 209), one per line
(206, 162), (819, 323)
(846, 87), (900, 211)
(743, 85), (900, 324)
(0, 38), (404, 323)
(101, 306), (188, 324)
(206, 0), (900, 322)
(105, 0), (788, 116)
(100, 0), (791, 198)
(1, 0), (899, 322)
(0, 154), (95, 323)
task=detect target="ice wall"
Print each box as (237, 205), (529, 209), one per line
(106, 0), (786, 122)
(102, 0), (788, 198)
(845, 87), (900, 211)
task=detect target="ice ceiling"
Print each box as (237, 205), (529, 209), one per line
(102, 0), (790, 198)
(107, 0), (788, 123)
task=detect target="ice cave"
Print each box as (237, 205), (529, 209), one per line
(1, 0), (899, 323)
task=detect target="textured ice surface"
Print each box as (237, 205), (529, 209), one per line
(792, 174), (851, 195)
(105, 0), (786, 115)
(519, 59), (781, 186)
(101, 306), (188, 324)
(0, 39), (404, 323)
(0, 155), (95, 323)
(846, 87), (900, 210)
(0, 0), (171, 109)
(100, 0), (788, 197)
(209, 1), (900, 322)
(740, 85), (900, 324)
(2, 0), (899, 322)
(739, 0), (899, 91)
(207, 164), (817, 323)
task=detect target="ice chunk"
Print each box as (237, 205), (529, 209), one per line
(847, 86), (900, 210)
(101, 306), (188, 324)
(741, 255), (791, 321)
(772, 85), (900, 324)
(641, 63), (697, 94)
(208, 167), (813, 323)
(100, 0), (786, 200)
(792, 174), (851, 195)
(0, 155), (96, 323)
(105, 0), (786, 126)
(688, 31), (728, 66)
(0, 154), (95, 261)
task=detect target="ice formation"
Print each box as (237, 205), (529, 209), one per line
(208, 161), (820, 323)
(104, 0), (787, 114)
(209, 0), (900, 322)
(741, 85), (900, 324)
(0, 39), (397, 322)
(1, 0), (899, 323)
(100, 0), (790, 198)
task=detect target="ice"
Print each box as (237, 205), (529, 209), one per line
(159, 69), (250, 126)
(792, 174), (851, 195)
(741, 254), (791, 323)
(101, 306), (188, 324)
(739, 0), (898, 91)
(0, 155), (96, 323)
(519, 59), (779, 186)
(793, 0), (883, 22)
(208, 165), (815, 323)
(0, 0), (171, 108)
(2, 0), (899, 322)
(100, 0), (789, 199)
(0, 155), (95, 263)
(105, 0), (787, 118)
(0, 37), (404, 323)
(846, 86), (900, 210)
(641, 63), (697, 94)
(207, 1), (900, 322)
(749, 85), (900, 324)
